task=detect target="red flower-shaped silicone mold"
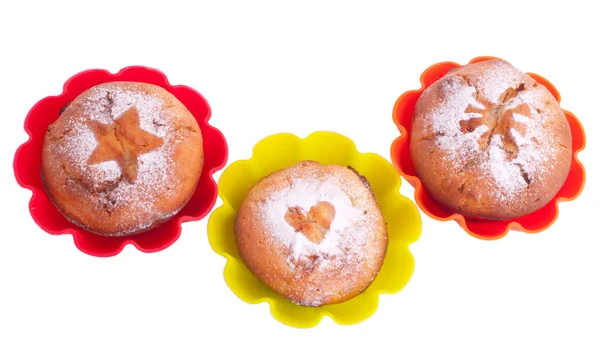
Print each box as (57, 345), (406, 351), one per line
(13, 66), (228, 256)
(391, 56), (586, 239)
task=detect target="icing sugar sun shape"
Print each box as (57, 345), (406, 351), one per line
(425, 62), (559, 201)
(260, 178), (373, 270)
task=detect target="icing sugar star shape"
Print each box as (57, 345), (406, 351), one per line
(88, 107), (164, 183)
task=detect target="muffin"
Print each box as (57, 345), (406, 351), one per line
(410, 59), (572, 220)
(41, 81), (204, 237)
(234, 160), (388, 307)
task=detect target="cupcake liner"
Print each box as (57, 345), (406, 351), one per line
(207, 131), (422, 328)
(390, 56), (586, 240)
(13, 66), (228, 257)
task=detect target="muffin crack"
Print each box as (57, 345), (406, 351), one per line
(458, 156), (480, 174)
(48, 123), (74, 141)
(161, 104), (177, 111)
(480, 84), (528, 150)
(101, 194), (116, 215)
(517, 163), (532, 187)
(459, 74), (475, 89)
(59, 101), (72, 116)
(61, 163), (84, 186)
(106, 91), (116, 116)
(418, 131), (444, 142)
(347, 166), (375, 196)
(174, 124), (199, 134)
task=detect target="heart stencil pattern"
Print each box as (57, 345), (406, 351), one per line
(284, 202), (335, 244)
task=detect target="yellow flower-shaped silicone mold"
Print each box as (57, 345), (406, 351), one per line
(207, 131), (422, 328)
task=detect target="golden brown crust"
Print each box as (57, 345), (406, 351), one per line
(410, 59), (572, 220)
(41, 81), (204, 236)
(234, 161), (388, 307)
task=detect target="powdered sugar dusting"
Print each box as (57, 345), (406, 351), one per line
(470, 60), (526, 103)
(84, 85), (169, 137)
(486, 134), (527, 194)
(88, 160), (121, 184)
(430, 76), (488, 160)
(421, 61), (562, 200)
(257, 169), (381, 281)
(53, 83), (186, 235)
(62, 122), (98, 168)
(482, 86), (557, 197)
(101, 147), (176, 234)
(262, 179), (370, 264)
(240, 163), (387, 307)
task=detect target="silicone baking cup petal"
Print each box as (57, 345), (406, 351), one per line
(207, 131), (422, 328)
(390, 56), (586, 239)
(13, 66), (228, 257)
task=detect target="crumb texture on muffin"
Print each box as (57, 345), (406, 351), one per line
(235, 161), (388, 307)
(42, 82), (204, 236)
(411, 59), (572, 219)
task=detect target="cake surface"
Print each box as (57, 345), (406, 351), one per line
(410, 59), (572, 220)
(234, 161), (388, 307)
(41, 81), (204, 236)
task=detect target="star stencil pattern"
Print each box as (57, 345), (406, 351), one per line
(88, 107), (164, 183)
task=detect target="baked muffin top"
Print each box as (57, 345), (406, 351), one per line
(42, 81), (204, 236)
(235, 161), (388, 306)
(410, 60), (572, 219)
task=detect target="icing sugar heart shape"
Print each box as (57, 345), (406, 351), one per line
(284, 202), (336, 243)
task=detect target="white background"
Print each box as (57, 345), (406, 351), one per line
(1, 1), (598, 360)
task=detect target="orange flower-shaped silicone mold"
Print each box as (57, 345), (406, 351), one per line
(391, 56), (586, 239)
(207, 132), (422, 328)
(13, 66), (228, 256)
